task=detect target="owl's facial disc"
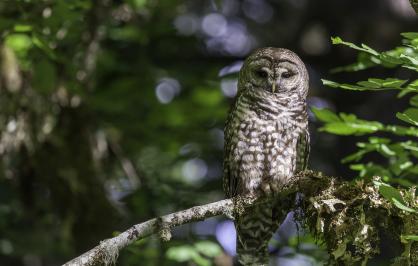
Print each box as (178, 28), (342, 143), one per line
(248, 58), (299, 94)
(272, 60), (299, 93)
(247, 59), (272, 90)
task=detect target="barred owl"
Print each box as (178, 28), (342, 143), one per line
(223, 47), (310, 265)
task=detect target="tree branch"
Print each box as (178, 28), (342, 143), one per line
(63, 170), (323, 265)
(63, 171), (417, 265)
(63, 198), (235, 266)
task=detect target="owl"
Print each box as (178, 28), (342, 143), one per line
(223, 47), (310, 265)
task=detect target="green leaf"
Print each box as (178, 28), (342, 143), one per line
(166, 245), (198, 262)
(392, 198), (417, 213)
(315, 110), (383, 136)
(329, 34), (418, 72)
(380, 78), (407, 88)
(390, 160), (413, 175)
(331, 37), (379, 56)
(341, 150), (369, 163)
(194, 241), (222, 258)
(32, 34), (57, 60)
(369, 137), (391, 144)
(400, 54), (418, 66)
(322, 78), (407, 92)
(374, 181), (405, 203)
(350, 164), (365, 171)
(385, 125), (418, 137)
(321, 122), (359, 135)
(13, 24), (32, 32)
(401, 32), (418, 40)
(396, 108), (418, 126)
(5, 33), (32, 55)
(410, 95), (418, 107)
(321, 79), (340, 88)
(129, 0), (147, 9)
(373, 181), (417, 213)
(357, 80), (381, 89)
(379, 144), (396, 156)
(166, 244), (212, 266)
(193, 87), (223, 107)
(401, 235), (418, 241)
(330, 36), (343, 45)
(311, 107), (340, 122)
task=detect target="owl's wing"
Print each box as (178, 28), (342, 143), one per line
(296, 129), (310, 172)
(223, 158), (235, 198)
(223, 100), (240, 199)
(223, 121), (235, 198)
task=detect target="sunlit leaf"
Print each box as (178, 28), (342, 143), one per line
(401, 32), (418, 40)
(401, 235), (418, 242)
(396, 108), (418, 126)
(311, 107), (340, 122)
(5, 33), (32, 55)
(374, 181), (404, 202)
(341, 150), (369, 163)
(410, 95), (418, 107)
(194, 241), (222, 258)
(392, 198), (417, 213)
(166, 245), (198, 262)
(322, 78), (407, 91)
(331, 37), (379, 56)
(13, 24), (32, 32)
(379, 144), (396, 156)
(373, 181), (417, 213)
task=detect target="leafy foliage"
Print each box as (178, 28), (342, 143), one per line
(300, 175), (417, 266)
(313, 34), (418, 264)
(330, 34), (418, 73)
(315, 34), (418, 186)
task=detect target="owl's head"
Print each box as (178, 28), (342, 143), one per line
(239, 47), (309, 98)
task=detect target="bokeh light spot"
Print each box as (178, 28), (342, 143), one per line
(174, 14), (199, 35)
(155, 78), (181, 104)
(221, 79), (238, 98)
(202, 13), (228, 37)
(182, 158), (208, 183)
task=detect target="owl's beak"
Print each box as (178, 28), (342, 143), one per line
(272, 82), (276, 93)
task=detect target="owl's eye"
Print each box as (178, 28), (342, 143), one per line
(255, 69), (268, 79)
(282, 71), (295, 78)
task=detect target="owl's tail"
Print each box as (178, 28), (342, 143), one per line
(235, 203), (282, 266)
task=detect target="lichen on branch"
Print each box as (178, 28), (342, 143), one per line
(64, 171), (417, 266)
(297, 176), (417, 266)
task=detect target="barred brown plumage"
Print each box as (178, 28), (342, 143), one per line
(223, 47), (310, 265)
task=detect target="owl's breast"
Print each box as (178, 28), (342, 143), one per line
(226, 114), (301, 195)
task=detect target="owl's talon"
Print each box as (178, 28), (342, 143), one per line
(261, 183), (272, 196)
(261, 182), (283, 199)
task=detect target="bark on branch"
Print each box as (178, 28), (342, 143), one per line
(63, 170), (324, 265)
(63, 198), (236, 266)
(64, 170), (417, 266)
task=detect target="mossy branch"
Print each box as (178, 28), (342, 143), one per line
(63, 171), (416, 266)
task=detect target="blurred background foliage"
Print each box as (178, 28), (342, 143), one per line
(0, 0), (417, 265)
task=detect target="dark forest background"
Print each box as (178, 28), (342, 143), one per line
(0, 0), (417, 265)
